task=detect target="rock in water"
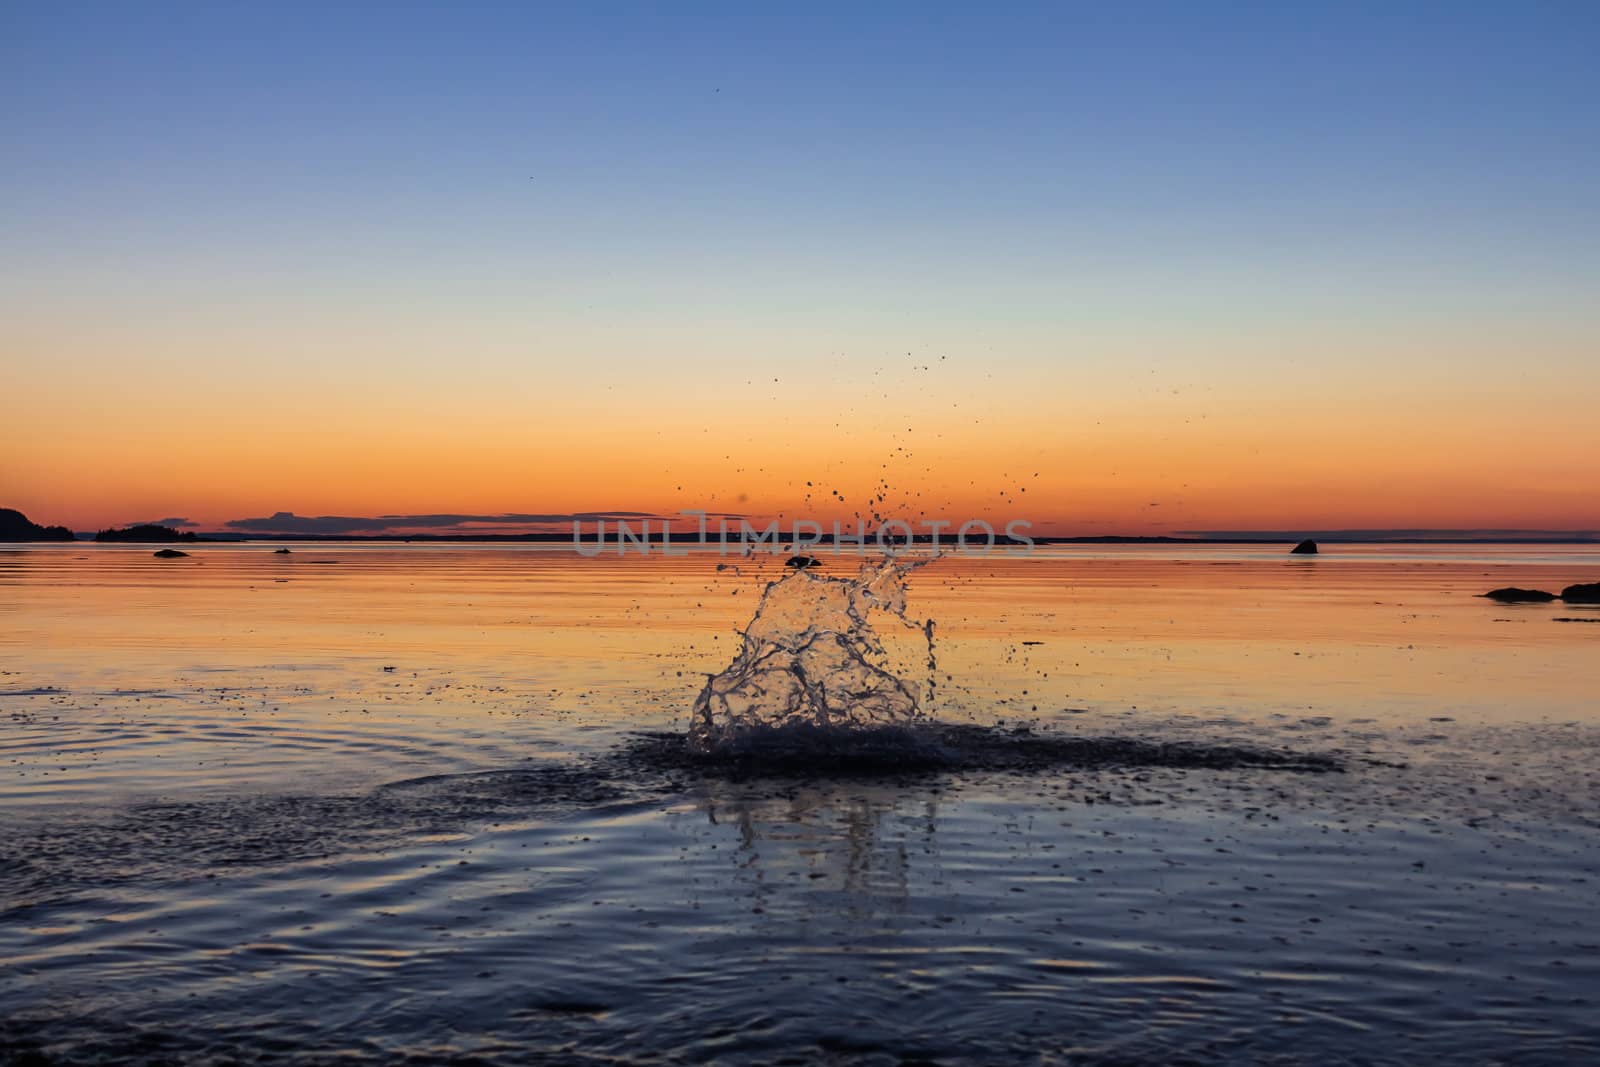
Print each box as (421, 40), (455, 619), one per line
(1290, 539), (1318, 555)
(274, 547), (292, 554)
(1480, 587), (1556, 603)
(1561, 582), (1600, 603)
(152, 548), (190, 558)
(785, 554), (821, 569)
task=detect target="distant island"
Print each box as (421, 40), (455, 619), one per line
(94, 523), (201, 544)
(0, 507), (75, 542)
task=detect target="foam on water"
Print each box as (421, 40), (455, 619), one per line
(688, 555), (937, 754)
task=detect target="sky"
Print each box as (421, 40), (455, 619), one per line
(4, 2), (1598, 536)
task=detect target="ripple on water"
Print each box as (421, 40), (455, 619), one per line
(3, 721), (1600, 1064)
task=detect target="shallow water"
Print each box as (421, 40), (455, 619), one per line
(3, 543), (1599, 1063)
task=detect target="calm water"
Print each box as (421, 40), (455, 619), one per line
(3, 543), (1599, 1063)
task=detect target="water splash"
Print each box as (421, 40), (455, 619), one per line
(688, 555), (937, 754)
(682, 553), (1343, 777)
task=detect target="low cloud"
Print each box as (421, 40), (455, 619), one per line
(222, 511), (737, 536)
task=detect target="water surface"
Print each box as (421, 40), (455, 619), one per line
(3, 544), (1598, 1062)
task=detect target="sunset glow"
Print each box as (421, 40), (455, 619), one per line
(4, 4), (1597, 536)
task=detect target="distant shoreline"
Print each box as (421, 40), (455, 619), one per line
(35, 533), (1600, 546)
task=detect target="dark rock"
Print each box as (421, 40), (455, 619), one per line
(152, 548), (190, 559)
(1480, 587), (1557, 603)
(0, 507), (75, 542)
(96, 524), (197, 543)
(1560, 582), (1600, 604)
(1290, 539), (1318, 555)
(785, 555), (822, 569)
(274, 547), (292, 554)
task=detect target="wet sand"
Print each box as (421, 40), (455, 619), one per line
(3, 544), (1598, 1063)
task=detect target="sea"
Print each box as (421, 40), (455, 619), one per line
(2, 542), (1597, 1064)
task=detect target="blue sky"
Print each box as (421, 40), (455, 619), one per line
(8, 1), (1595, 307)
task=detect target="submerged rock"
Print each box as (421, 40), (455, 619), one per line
(152, 548), (189, 559)
(1290, 539), (1318, 555)
(1480, 587), (1556, 603)
(1560, 582), (1600, 604)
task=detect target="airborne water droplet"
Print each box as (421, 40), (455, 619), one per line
(687, 555), (937, 755)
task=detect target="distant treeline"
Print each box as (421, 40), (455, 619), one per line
(93, 524), (201, 543)
(0, 508), (74, 542)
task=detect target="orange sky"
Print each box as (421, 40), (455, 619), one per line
(5, 319), (1597, 535)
